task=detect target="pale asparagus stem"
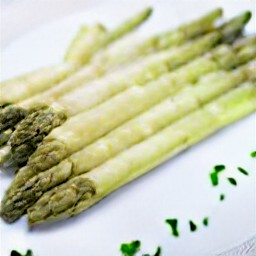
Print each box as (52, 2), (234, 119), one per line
(1, 63), (253, 223)
(0, 8), (152, 106)
(0, 10), (242, 134)
(26, 82), (256, 225)
(5, 33), (221, 168)
(64, 24), (107, 64)
(0, 63), (79, 105)
(1, 7), (222, 108)
(6, 57), (253, 211)
(7, 39), (256, 173)
(90, 8), (223, 69)
(65, 8), (153, 64)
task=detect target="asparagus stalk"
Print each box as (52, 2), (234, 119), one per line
(26, 81), (256, 225)
(3, 9), (252, 166)
(65, 7), (153, 64)
(15, 8), (224, 108)
(0, 63), (79, 106)
(5, 53), (255, 213)
(0, 9), (223, 139)
(64, 24), (108, 64)
(6, 32), (221, 168)
(1, 60), (254, 223)
(90, 8), (223, 69)
(0, 8), (152, 106)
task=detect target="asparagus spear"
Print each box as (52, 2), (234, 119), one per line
(89, 8), (223, 69)
(0, 8), (152, 106)
(4, 10), (252, 167)
(6, 8), (223, 110)
(6, 32), (221, 167)
(4, 52), (255, 217)
(64, 24), (108, 64)
(26, 81), (256, 225)
(1, 59), (254, 223)
(0, 63), (79, 106)
(64, 7), (153, 64)
(0, 9), (223, 142)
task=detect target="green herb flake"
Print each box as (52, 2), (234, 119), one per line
(120, 240), (141, 256)
(189, 220), (197, 232)
(165, 218), (179, 237)
(220, 194), (225, 201)
(202, 217), (209, 226)
(154, 246), (161, 256)
(250, 151), (256, 158)
(210, 172), (219, 186)
(227, 177), (237, 186)
(10, 250), (32, 256)
(214, 165), (226, 173)
(237, 167), (249, 176)
(142, 246), (161, 256)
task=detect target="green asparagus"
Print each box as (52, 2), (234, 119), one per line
(1, 57), (254, 222)
(26, 81), (256, 225)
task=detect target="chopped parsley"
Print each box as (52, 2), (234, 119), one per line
(189, 220), (197, 232)
(214, 165), (226, 173)
(227, 177), (237, 186)
(120, 240), (141, 256)
(220, 194), (225, 201)
(250, 151), (256, 158)
(10, 250), (32, 256)
(210, 165), (226, 186)
(165, 218), (179, 237)
(202, 217), (209, 226)
(142, 246), (161, 256)
(237, 167), (249, 176)
(210, 172), (219, 186)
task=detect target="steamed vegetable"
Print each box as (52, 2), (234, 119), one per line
(7, 32), (221, 167)
(27, 81), (256, 225)
(0, 8), (152, 105)
(1, 56), (255, 223)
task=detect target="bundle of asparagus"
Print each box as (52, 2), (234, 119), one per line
(0, 8), (221, 131)
(0, 11), (251, 169)
(0, 8), (152, 105)
(0, 8), (255, 227)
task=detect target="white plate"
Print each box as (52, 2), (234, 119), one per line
(0, 0), (255, 255)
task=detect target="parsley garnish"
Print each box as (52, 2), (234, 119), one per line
(165, 218), (179, 237)
(210, 165), (226, 186)
(210, 172), (219, 186)
(227, 177), (237, 186)
(142, 246), (161, 256)
(237, 167), (249, 176)
(220, 194), (225, 201)
(250, 151), (256, 158)
(214, 165), (225, 173)
(202, 217), (209, 226)
(189, 220), (197, 232)
(10, 250), (32, 256)
(120, 240), (141, 256)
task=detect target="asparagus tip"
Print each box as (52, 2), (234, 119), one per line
(9, 106), (67, 168)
